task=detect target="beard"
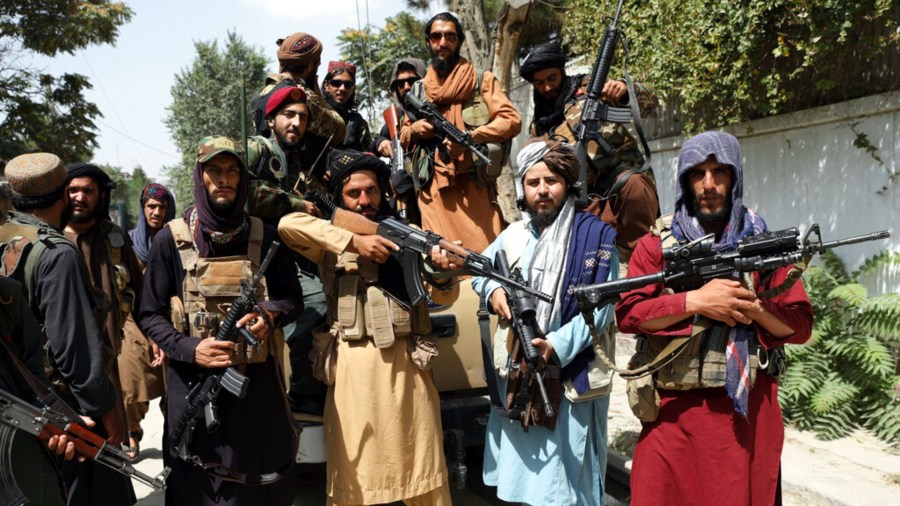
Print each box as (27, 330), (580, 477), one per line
(69, 205), (98, 225)
(430, 47), (461, 75)
(692, 194), (732, 223)
(528, 200), (564, 231)
(210, 197), (237, 214)
(274, 127), (302, 150)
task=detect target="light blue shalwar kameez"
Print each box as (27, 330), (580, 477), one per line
(472, 221), (618, 506)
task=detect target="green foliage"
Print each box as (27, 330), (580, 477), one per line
(0, 1), (133, 162)
(563, 0), (900, 132)
(99, 164), (150, 229)
(780, 251), (900, 446)
(337, 13), (430, 125)
(163, 31), (268, 210)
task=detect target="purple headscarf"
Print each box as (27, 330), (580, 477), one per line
(672, 131), (766, 249)
(129, 183), (175, 263)
(186, 154), (250, 257)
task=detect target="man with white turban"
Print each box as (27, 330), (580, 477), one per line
(472, 139), (619, 506)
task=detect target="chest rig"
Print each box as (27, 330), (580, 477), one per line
(168, 217), (276, 365)
(322, 250), (430, 348)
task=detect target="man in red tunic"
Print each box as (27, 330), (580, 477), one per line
(615, 131), (813, 505)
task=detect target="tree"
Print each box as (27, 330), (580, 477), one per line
(564, 0), (900, 132)
(0, 0), (133, 162)
(163, 31), (268, 210)
(99, 163), (151, 229)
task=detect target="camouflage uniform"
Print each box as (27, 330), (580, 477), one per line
(244, 134), (311, 226)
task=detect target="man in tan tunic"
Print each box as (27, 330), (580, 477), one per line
(400, 11), (521, 253)
(278, 151), (456, 505)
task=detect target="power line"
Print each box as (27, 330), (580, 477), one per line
(94, 117), (179, 159)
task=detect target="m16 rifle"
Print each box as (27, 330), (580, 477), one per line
(0, 389), (170, 495)
(574, 224), (891, 311)
(170, 241), (281, 462)
(304, 190), (551, 309)
(572, 0), (636, 206)
(404, 92), (492, 167)
(493, 250), (556, 426)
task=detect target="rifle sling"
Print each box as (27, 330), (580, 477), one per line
(0, 338), (76, 418)
(478, 295), (504, 411)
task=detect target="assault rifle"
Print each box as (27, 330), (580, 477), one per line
(170, 241), (280, 462)
(0, 389), (170, 495)
(574, 224), (891, 310)
(572, 0), (631, 206)
(494, 250), (555, 423)
(404, 92), (492, 167)
(304, 190), (551, 309)
(383, 104), (405, 176)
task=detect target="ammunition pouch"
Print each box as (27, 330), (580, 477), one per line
(563, 322), (616, 403)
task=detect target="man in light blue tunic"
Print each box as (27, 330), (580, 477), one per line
(473, 139), (619, 506)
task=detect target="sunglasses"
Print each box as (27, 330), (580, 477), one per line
(428, 31), (459, 43)
(328, 79), (355, 89)
(392, 77), (418, 89)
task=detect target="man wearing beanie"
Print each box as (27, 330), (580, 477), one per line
(472, 139), (618, 506)
(616, 131), (813, 505)
(0, 153), (133, 505)
(140, 137), (301, 505)
(400, 11), (521, 253)
(520, 40), (660, 267)
(322, 60), (371, 151)
(278, 150), (457, 505)
(252, 32), (346, 176)
(64, 163), (145, 462)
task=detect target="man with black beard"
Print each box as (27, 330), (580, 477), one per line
(400, 10), (521, 254)
(140, 137), (301, 505)
(322, 61), (371, 151)
(0, 153), (132, 505)
(520, 40), (659, 269)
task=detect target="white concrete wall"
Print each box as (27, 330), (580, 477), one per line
(646, 91), (900, 294)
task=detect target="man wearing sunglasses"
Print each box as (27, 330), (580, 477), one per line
(373, 57), (427, 159)
(399, 11), (521, 254)
(322, 61), (371, 152)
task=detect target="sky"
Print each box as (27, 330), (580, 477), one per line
(38, 0), (436, 181)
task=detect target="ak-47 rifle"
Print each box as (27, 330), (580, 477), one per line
(493, 250), (556, 425)
(574, 225), (891, 311)
(170, 241), (280, 462)
(572, 0), (632, 206)
(304, 190), (551, 309)
(0, 389), (170, 495)
(404, 91), (492, 167)
(383, 104), (409, 221)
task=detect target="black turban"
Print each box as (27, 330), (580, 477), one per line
(519, 40), (567, 82)
(327, 149), (391, 194)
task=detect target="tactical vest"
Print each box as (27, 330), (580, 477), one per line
(322, 250), (430, 347)
(96, 222), (135, 335)
(629, 215), (762, 391)
(167, 217), (279, 365)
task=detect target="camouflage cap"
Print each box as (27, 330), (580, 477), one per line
(4, 153), (68, 198)
(196, 136), (246, 167)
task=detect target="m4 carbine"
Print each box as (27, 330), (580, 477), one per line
(169, 241), (281, 462)
(493, 250), (555, 423)
(404, 92), (492, 167)
(304, 190), (551, 309)
(574, 224), (891, 310)
(0, 389), (170, 495)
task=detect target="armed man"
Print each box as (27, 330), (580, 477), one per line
(64, 163), (146, 462)
(253, 32), (346, 177)
(520, 40), (659, 267)
(139, 137), (301, 505)
(373, 57), (427, 158)
(121, 183), (174, 459)
(0, 153), (132, 505)
(400, 10), (521, 253)
(322, 61), (371, 151)
(278, 150), (458, 505)
(472, 140), (619, 506)
(615, 131), (813, 504)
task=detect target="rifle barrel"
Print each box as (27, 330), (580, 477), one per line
(817, 230), (891, 252)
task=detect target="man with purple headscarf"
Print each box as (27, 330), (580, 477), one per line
(616, 131), (813, 505)
(140, 136), (301, 505)
(118, 183), (175, 459)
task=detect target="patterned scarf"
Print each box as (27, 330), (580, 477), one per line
(672, 131), (767, 416)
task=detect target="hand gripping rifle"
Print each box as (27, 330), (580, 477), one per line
(572, 0), (632, 206)
(170, 241), (281, 462)
(0, 389), (170, 495)
(383, 104), (405, 177)
(404, 92), (492, 167)
(305, 190), (551, 310)
(493, 250), (555, 423)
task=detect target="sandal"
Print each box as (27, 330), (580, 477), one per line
(125, 429), (143, 460)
